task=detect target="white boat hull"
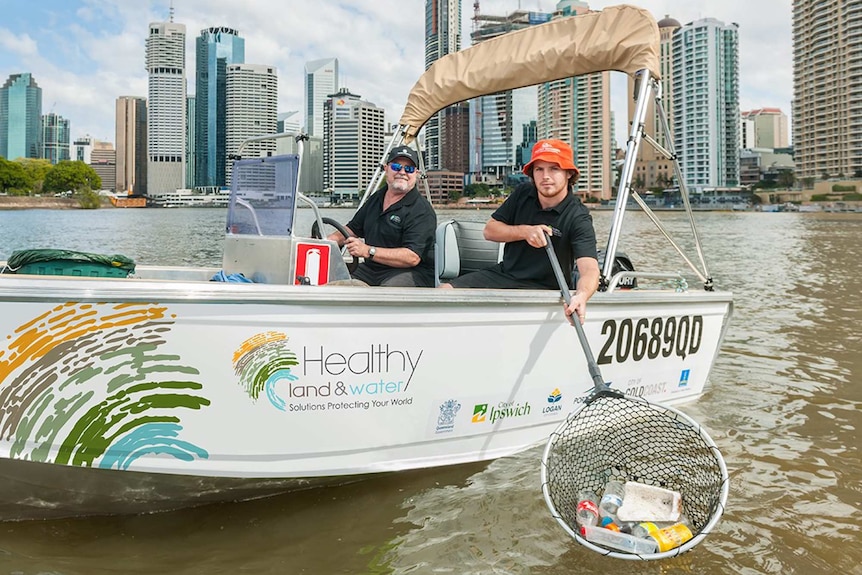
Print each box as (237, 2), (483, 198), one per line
(0, 270), (731, 518)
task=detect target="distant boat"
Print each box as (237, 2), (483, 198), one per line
(798, 204), (822, 212)
(147, 188), (231, 208)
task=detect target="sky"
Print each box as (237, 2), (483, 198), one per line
(0, 0), (794, 149)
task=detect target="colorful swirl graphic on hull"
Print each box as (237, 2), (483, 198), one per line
(0, 302), (210, 469)
(233, 331), (298, 411)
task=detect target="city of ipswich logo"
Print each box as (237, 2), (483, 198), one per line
(471, 403), (488, 423)
(471, 401), (531, 424)
(435, 399), (461, 433)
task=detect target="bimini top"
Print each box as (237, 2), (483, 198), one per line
(399, 4), (660, 141)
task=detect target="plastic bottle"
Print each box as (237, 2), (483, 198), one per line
(631, 513), (691, 540)
(648, 514), (694, 552)
(575, 490), (600, 528)
(599, 480), (625, 521)
(581, 524), (658, 555)
(600, 516), (621, 532)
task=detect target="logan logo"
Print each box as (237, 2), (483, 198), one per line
(542, 389), (563, 415)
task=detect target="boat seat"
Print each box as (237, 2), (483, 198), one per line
(434, 219), (504, 286)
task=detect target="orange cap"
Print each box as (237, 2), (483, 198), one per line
(523, 139), (580, 179)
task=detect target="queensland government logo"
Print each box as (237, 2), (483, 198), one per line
(435, 399), (461, 433)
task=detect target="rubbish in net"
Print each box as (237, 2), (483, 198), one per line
(541, 390), (729, 560)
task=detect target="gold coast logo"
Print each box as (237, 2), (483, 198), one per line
(233, 332), (424, 411)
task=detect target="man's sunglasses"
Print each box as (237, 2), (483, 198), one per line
(389, 162), (416, 174)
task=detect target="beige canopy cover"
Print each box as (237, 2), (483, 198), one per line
(399, 4), (660, 140)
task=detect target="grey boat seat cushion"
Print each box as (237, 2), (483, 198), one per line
(434, 219), (504, 286)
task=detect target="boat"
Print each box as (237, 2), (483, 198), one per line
(0, 5), (732, 520)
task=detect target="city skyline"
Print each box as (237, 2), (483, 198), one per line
(0, 0), (793, 150)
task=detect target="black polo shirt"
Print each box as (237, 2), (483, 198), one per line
(347, 185), (436, 275)
(492, 182), (597, 289)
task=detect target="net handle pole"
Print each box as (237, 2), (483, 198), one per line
(544, 235), (608, 394)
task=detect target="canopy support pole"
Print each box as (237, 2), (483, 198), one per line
(602, 70), (654, 291)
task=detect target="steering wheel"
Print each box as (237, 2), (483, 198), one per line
(311, 217), (359, 273)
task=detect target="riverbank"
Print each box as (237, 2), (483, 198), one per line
(0, 196), (116, 210)
(0, 196), (79, 210)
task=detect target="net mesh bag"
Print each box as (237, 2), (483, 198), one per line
(541, 391), (729, 560)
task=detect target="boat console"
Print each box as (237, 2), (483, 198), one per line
(222, 154), (351, 285)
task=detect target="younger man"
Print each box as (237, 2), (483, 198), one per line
(440, 139), (599, 322)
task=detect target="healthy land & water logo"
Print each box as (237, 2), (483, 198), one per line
(232, 331), (422, 413)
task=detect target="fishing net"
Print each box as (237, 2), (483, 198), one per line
(541, 390), (729, 560)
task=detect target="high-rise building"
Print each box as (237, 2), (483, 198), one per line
(672, 18), (740, 190)
(629, 15), (680, 190)
(224, 64), (278, 185)
(72, 136), (119, 192)
(536, 1), (611, 199)
(277, 111), (301, 136)
(73, 136), (94, 164)
(0, 73), (42, 160)
(41, 113), (70, 164)
(116, 96), (148, 195)
(146, 20), (187, 194)
(793, 0), (862, 179)
(186, 95), (196, 188)
(471, 9), (549, 182)
(195, 27), (245, 188)
(275, 110), (324, 193)
(323, 88), (384, 202)
(741, 108), (789, 150)
(90, 140), (116, 192)
(304, 58), (338, 138)
(425, 0), (461, 170)
(440, 102), (470, 174)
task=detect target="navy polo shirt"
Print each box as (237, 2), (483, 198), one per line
(492, 182), (597, 289)
(347, 185), (436, 275)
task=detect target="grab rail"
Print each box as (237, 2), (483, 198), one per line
(297, 192), (327, 239)
(233, 198), (263, 236)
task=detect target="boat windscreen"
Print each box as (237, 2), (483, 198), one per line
(227, 155), (300, 237)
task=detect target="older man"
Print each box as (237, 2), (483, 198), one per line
(327, 145), (436, 287)
(440, 139), (599, 323)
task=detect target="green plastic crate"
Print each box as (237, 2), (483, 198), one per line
(17, 260), (131, 278)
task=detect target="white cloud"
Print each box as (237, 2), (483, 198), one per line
(0, 30), (39, 59)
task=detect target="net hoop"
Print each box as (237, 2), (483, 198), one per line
(540, 392), (729, 561)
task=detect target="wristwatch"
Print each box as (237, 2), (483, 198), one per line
(368, 247), (377, 260)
